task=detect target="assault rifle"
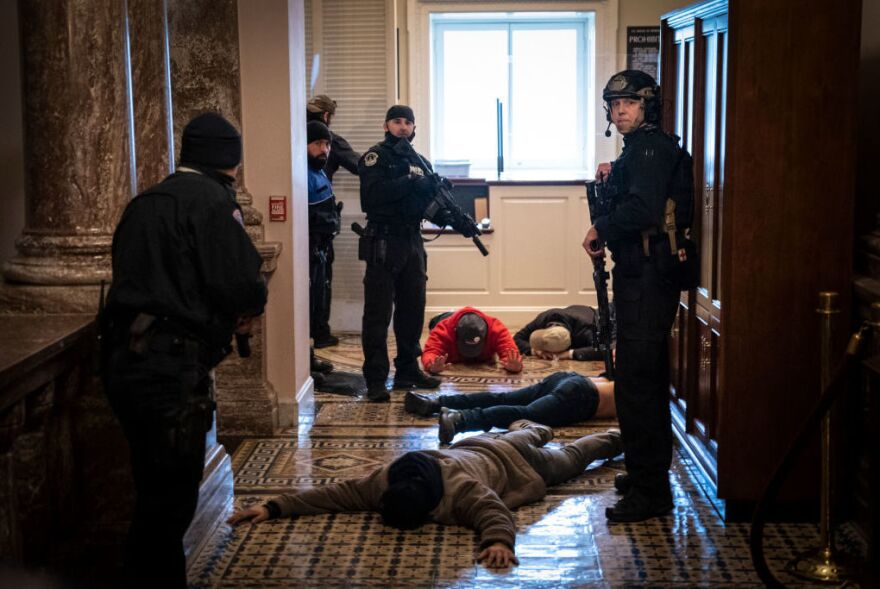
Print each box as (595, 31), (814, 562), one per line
(585, 180), (615, 379)
(399, 141), (489, 257)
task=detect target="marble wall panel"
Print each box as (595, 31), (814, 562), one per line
(128, 0), (175, 191)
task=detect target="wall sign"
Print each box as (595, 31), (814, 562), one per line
(269, 195), (287, 222)
(626, 26), (661, 81)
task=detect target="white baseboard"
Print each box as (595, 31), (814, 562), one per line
(277, 376), (314, 428)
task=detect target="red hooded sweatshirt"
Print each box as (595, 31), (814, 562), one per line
(421, 307), (520, 370)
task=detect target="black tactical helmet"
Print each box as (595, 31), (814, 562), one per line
(602, 69), (661, 124)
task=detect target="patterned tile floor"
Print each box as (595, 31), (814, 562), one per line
(188, 333), (853, 588)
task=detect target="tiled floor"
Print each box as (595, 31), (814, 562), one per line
(188, 333), (849, 588)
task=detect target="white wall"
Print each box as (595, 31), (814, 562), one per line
(239, 0), (311, 424)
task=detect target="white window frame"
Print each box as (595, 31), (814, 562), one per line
(431, 13), (592, 171)
(406, 0), (620, 177)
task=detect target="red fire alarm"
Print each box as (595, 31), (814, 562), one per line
(269, 195), (287, 222)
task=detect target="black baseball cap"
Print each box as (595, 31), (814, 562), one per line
(456, 313), (488, 359)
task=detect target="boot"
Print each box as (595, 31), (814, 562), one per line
(404, 391), (441, 417)
(393, 369), (441, 390)
(605, 489), (673, 523)
(438, 408), (465, 445)
(311, 355), (334, 374)
(314, 334), (339, 348)
(614, 473), (632, 494)
(366, 382), (390, 402)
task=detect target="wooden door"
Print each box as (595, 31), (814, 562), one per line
(661, 5), (728, 489)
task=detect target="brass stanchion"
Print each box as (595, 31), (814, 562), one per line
(786, 292), (856, 582)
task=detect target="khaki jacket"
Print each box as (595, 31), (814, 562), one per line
(271, 432), (546, 550)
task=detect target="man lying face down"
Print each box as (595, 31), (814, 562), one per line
(228, 421), (621, 568)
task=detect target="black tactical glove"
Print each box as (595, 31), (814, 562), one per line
(411, 174), (436, 197)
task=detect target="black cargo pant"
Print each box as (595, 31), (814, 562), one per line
(611, 246), (680, 499)
(309, 235), (334, 341)
(104, 327), (214, 589)
(361, 227), (427, 387)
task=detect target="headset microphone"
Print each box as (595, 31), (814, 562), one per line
(604, 121), (612, 137)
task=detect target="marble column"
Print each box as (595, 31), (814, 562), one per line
(2, 0), (135, 294)
(128, 0), (175, 192)
(168, 0), (283, 439)
(1, 0), (177, 313)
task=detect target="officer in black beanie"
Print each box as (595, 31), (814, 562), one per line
(357, 105), (441, 401)
(103, 111), (267, 588)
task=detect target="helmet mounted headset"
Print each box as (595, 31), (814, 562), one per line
(602, 70), (661, 137)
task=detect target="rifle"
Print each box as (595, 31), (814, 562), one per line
(585, 180), (615, 379)
(398, 141), (489, 257)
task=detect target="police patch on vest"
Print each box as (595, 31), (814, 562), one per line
(364, 152), (379, 167)
(409, 165), (424, 176)
(232, 208), (244, 227)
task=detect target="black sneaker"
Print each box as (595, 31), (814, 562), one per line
(366, 382), (390, 403)
(393, 370), (441, 390)
(605, 491), (673, 523)
(312, 372), (326, 387)
(614, 473), (631, 495)
(438, 408), (463, 445)
(314, 334), (340, 349)
(404, 391), (441, 417)
(311, 356), (334, 374)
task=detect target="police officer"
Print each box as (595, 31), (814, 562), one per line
(103, 113), (267, 587)
(307, 96), (360, 348)
(307, 120), (342, 353)
(307, 94), (362, 182)
(358, 105), (441, 401)
(583, 71), (681, 522)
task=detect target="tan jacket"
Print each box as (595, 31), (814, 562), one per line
(271, 432), (546, 550)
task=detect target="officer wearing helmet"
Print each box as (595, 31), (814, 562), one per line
(306, 94), (361, 183)
(582, 70), (682, 523)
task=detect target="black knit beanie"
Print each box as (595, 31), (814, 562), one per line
(307, 120), (332, 144)
(385, 105), (415, 123)
(180, 113), (242, 169)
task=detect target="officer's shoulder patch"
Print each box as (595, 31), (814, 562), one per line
(364, 152), (379, 167)
(232, 208), (244, 227)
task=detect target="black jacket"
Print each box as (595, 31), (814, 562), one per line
(325, 133), (361, 182)
(358, 133), (434, 226)
(106, 170), (267, 353)
(593, 125), (679, 248)
(513, 305), (600, 358)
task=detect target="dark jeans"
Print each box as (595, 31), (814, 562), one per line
(502, 426), (621, 487)
(104, 330), (214, 589)
(440, 371), (599, 431)
(361, 231), (427, 385)
(310, 239), (334, 340)
(611, 252), (680, 498)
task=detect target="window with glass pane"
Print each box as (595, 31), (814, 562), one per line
(431, 12), (594, 174)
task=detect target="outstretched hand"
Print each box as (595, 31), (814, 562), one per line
(501, 352), (523, 373)
(477, 542), (519, 569)
(426, 354), (452, 374)
(227, 505), (270, 526)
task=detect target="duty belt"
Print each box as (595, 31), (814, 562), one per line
(365, 222), (422, 236)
